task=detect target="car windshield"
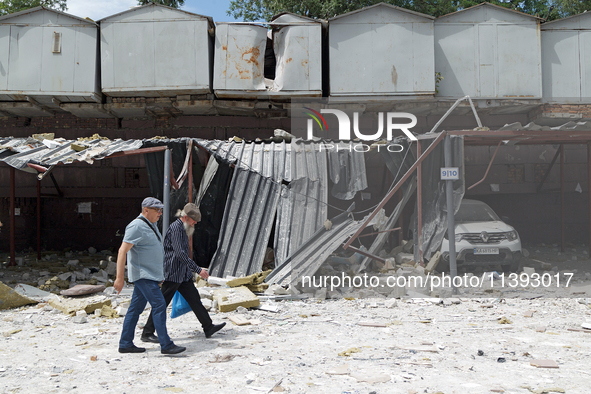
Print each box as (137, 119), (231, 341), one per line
(454, 201), (500, 223)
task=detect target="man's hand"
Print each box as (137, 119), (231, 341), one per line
(114, 242), (134, 295)
(113, 277), (125, 294)
(198, 269), (209, 280)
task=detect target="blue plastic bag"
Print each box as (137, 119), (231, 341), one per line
(170, 291), (191, 319)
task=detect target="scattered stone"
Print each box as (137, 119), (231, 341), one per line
(67, 260), (79, 267)
(115, 306), (128, 316)
(106, 262), (117, 276)
(498, 316), (512, 324)
(213, 286), (259, 312)
(88, 247), (97, 255)
(226, 270), (271, 288)
(338, 347), (361, 357)
(530, 359), (559, 369)
(265, 284), (290, 296)
(100, 304), (118, 318)
(201, 299), (213, 311)
(326, 364), (350, 375)
(0, 282), (37, 310)
(3, 329), (22, 337)
(358, 321), (387, 327)
(349, 372), (391, 383)
(314, 288), (327, 300)
(228, 315), (251, 326)
(72, 316), (87, 324)
(48, 296), (111, 315)
(523, 267), (536, 276)
(425, 251), (441, 274)
(60, 284), (105, 296)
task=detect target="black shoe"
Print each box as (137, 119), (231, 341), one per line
(141, 334), (159, 343)
(161, 344), (186, 355)
(118, 345), (146, 354)
(205, 322), (226, 338)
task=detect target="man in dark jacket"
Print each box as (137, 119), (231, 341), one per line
(141, 203), (225, 343)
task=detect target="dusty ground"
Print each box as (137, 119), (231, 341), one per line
(1, 244), (591, 394)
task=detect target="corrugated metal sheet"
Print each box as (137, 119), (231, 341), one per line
(275, 141), (328, 268)
(327, 143), (367, 200)
(435, 3), (542, 99)
(99, 3), (214, 97)
(329, 3), (435, 97)
(197, 139), (330, 278)
(498, 121), (591, 131)
(265, 206), (359, 286)
(0, 136), (143, 175)
(542, 12), (591, 102)
(0, 7), (101, 107)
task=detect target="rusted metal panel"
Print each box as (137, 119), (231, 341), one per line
(0, 7), (100, 107)
(271, 13), (322, 93)
(329, 3), (435, 97)
(542, 12), (591, 102)
(214, 23), (267, 92)
(214, 15), (323, 99)
(99, 3), (214, 97)
(435, 3), (542, 99)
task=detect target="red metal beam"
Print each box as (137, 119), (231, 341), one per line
(346, 245), (386, 264)
(536, 147), (561, 193)
(588, 142), (591, 256)
(468, 140), (502, 191)
(344, 132), (446, 249)
(560, 144), (565, 253)
(417, 140), (423, 265)
(27, 163), (48, 173)
(37, 180), (41, 260)
(9, 167), (15, 266)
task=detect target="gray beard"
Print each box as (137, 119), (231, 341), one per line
(183, 221), (195, 237)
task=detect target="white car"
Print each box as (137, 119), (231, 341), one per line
(440, 199), (522, 272)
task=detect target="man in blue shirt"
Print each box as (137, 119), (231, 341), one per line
(114, 197), (186, 355)
(141, 203), (225, 343)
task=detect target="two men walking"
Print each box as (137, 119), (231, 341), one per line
(114, 198), (224, 354)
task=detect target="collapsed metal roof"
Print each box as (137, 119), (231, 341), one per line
(0, 135), (144, 178)
(196, 139), (332, 278)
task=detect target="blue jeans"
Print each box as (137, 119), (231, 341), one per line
(119, 279), (174, 350)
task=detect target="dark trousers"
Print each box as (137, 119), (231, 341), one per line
(142, 280), (213, 336)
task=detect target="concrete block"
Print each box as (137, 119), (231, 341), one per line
(523, 267), (536, 275)
(395, 253), (414, 265)
(425, 251), (441, 273)
(314, 288), (327, 300)
(48, 297), (111, 316)
(72, 316), (87, 324)
(201, 298), (212, 310)
(208, 277), (229, 286)
(0, 282), (37, 310)
(228, 315), (251, 326)
(264, 284), (289, 295)
(116, 306), (128, 316)
(213, 286), (259, 312)
(106, 262), (117, 276)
